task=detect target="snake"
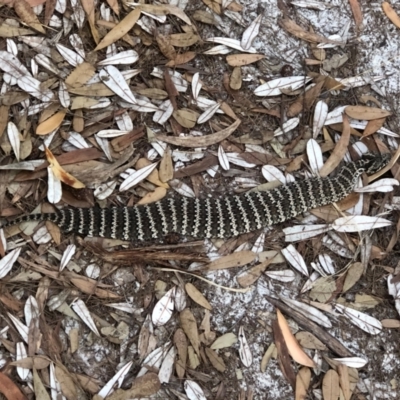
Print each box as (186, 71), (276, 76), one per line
(1, 153), (390, 242)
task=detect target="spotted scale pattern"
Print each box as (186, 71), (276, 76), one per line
(2, 154), (390, 242)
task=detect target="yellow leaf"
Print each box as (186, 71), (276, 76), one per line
(95, 8), (141, 51)
(36, 111), (66, 135)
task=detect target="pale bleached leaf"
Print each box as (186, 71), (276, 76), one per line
(238, 326), (252, 367)
(255, 77), (311, 97)
(49, 363), (63, 400)
(355, 178), (398, 193)
(318, 254), (335, 275)
(18, 74), (54, 102)
(191, 72), (201, 100)
(301, 271), (320, 293)
(151, 67), (188, 92)
(60, 244), (76, 272)
(311, 261), (326, 276)
(24, 296), (39, 328)
(121, 98), (159, 113)
(226, 153), (256, 168)
(120, 163), (158, 191)
(137, 342), (170, 377)
(274, 117), (300, 136)
(174, 285), (187, 312)
(35, 53), (63, 76)
(251, 231), (265, 253)
(194, 96), (224, 112)
(47, 166), (62, 204)
(98, 361), (133, 398)
(96, 129), (131, 138)
(261, 165), (286, 184)
(71, 299), (101, 336)
(16, 343), (29, 381)
(0, 160), (43, 171)
(333, 357), (368, 369)
(153, 99), (174, 125)
(291, 0), (330, 10)
(7, 313), (28, 343)
(94, 180), (118, 201)
(0, 248), (21, 280)
(105, 303), (142, 314)
(197, 102), (221, 124)
(306, 138), (323, 174)
(0, 51), (31, 78)
(159, 345), (176, 384)
(205, 37), (257, 53)
(98, 50), (139, 65)
(170, 179), (196, 198)
(325, 106), (348, 125)
(265, 269), (296, 282)
(55, 43), (84, 66)
(387, 274), (400, 299)
(281, 244), (309, 276)
(99, 65), (137, 104)
(241, 14), (262, 50)
(58, 81), (70, 108)
(279, 296), (332, 328)
(152, 287), (175, 326)
(69, 33), (85, 58)
(334, 304), (382, 335)
(115, 111), (134, 131)
(7, 122), (20, 161)
(203, 45), (232, 55)
(184, 380), (207, 400)
(331, 216), (392, 232)
(313, 100), (328, 138)
(218, 145), (230, 171)
(283, 224), (330, 242)
(322, 232), (354, 259)
(337, 75), (384, 89)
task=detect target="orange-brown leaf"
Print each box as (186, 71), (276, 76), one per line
(45, 147), (85, 189)
(382, 1), (400, 28)
(348, 0), (363, 30)
(36, 111), (66, 135)
(0, 371), (27, 400)
(276, 309), (316, 367)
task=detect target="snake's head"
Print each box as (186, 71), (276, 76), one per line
(358, 153), (391, 175)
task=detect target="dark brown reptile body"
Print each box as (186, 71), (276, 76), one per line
(1, 153), (390, 242)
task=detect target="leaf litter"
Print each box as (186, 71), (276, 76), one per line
(0, 0), (399, 399)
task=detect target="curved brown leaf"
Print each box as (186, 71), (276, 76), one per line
(319, 113), (350, 177)
(276, 309), (316, 368)
(156, 119), (241, 148)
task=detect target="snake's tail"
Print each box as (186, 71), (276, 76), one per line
(1, 213), (60, 230)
